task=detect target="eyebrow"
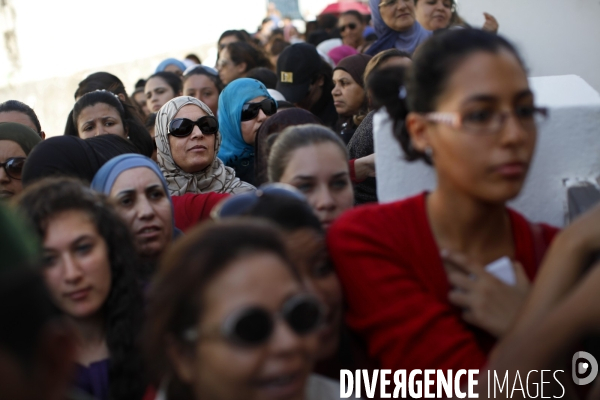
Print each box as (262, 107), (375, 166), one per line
(462, 89), (534, 105)
(42, 234), (93, 252)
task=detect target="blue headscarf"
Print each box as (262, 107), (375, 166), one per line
(217, 78), (274, 165)
(155, 58), (187, 74)
(365, 0), (432, 56)
(90, 154), (178, 236)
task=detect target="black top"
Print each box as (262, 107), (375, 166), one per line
(347, 110), (377, 204)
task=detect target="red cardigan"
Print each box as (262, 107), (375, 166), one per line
(171, 192), (229, 232)
(328, 193), (558, 373)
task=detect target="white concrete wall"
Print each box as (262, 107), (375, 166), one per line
(375, 75), (600, 228)
(457, 0), (600, 93)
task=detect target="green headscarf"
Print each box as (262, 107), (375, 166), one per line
(0, 204), (40, 272)
(0, 122), (42, 155)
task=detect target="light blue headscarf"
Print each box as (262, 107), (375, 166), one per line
(366, 0), (432, 56)
(90, 154), (178, 236)
(217, 78), (274, 165)
(155, 58), (187, 74)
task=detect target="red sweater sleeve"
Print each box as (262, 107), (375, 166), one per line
(172, 193), (229, 232)
(328, 196), (489, 374)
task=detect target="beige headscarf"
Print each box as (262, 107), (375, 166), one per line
(155, 96), (255, 195)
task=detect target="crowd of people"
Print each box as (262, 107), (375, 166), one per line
(1, 1), (599, 400)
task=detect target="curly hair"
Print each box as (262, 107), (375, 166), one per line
(16, 177), (146, 400)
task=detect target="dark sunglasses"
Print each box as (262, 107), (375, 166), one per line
(169, 116), (219, 137)
(241, 98), (277, 121)
(184, 294), (323, 347)
(339, 23), (357, 32)
(0, 157), (26, 180)
(212, 183), (306, 219)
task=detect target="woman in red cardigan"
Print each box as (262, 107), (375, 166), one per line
(328, 28), (558, 384)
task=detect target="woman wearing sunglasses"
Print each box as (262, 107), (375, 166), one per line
(143, 219), (341, 400)
(156, 96), (254, 196)
(337, 11), (367, 51)
(0, 122), (41, 200)
(328, 29), (558, 387)
(218, 78), (277, 186)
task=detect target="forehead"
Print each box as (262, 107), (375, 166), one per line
(184, 74), (216, 89)
(0, 139), (27, 159)
(146, 76), (168, 90)
(285, 142), (348, 177)
(333, 69), (354, 81)
(248, 96), (267, 103)
(203, 252), (300, 316)
(110, 167), (163, 195)
(0, 111), (37, 132)
(77, 103), (120, 122)
(174, 104), (209, 119)
(438, 50), (529, 106)
(339, 14), (360, 24)
(219, 36), (239, 46)
(43, 210), (98, 246)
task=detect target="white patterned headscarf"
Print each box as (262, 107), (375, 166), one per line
(155, 96), (255, 195)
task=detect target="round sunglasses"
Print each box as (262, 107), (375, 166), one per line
(241, 98), (277, 122)
(169, 116), (219, 138)
(0, 157), (26, 180)
(184, 294), (323, 347)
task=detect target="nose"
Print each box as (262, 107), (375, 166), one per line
(0, 167), (10, 183)
(190, 124), (205, 139)
(331, 83), (341, 97)
(269, 316), (305, 356)
(63, 254), (83, 284)
(312, 186), (336, 212)
(256, 109), (268, 124)
(136, 196), (156, 220)
(499, 112), (530, 147)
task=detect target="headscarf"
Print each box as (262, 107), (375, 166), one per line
(217, 78), (274, 165)
(22, 135), (139, 186)
(0, 122), (42, 155)
(254, 108), (323, 186)
(91, 154), (178, 237)
(155, 96), (255, 195)
(334, 54), (373, 88)
(328, 45), (359, 66)
(155, 58), (187, 74)
(366, 0), (432, 56)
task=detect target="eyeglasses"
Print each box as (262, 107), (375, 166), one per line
(0, 157), (26, 180)
(423, 107), (549, 135)
(339, 23), (357, 33)
(241, 98), (277, 121)
(183, 294), (324, 347)
(168, 116), (219, 137)
(212, 183), (306, 219)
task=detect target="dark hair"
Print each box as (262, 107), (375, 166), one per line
(134, 79), (147, 89)
(226, 42), (273, 73)
(246, 67), (277, 89)
(218, 30), (249, 45)
(182, 66), (224, 94)
(143, 219), (297, 399)
(241, 194), (323, 233)
(184, 53), (202, 64)
(67, 90), (154, 157)
(363, 48), (411, 85)
(75, 72), (128, 101)
(317, 13), (339, 31)
(145, 112), (157, 131)
(0, 100), (42, 134)
(369, 29), (525, 164)
(268, 37), (290, 56)
(340, 10), (364, 24)
(268, 124), (348, 182)
(146, 71), (183, 95)
(16, 178), (146, 400)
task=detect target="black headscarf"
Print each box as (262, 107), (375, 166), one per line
(22, 134), (140, 186)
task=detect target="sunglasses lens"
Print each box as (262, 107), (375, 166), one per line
(262, 99), (277, 116)
(231, 308), (273, 346)
(241, 104), (259, 121)
(6, 158), (25, 180)
(284, 297), (322, 336)
(199, 116), (219, 134)
(169, 118), (194, 137)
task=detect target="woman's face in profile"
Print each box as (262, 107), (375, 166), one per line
(170, 251), (320, 400)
